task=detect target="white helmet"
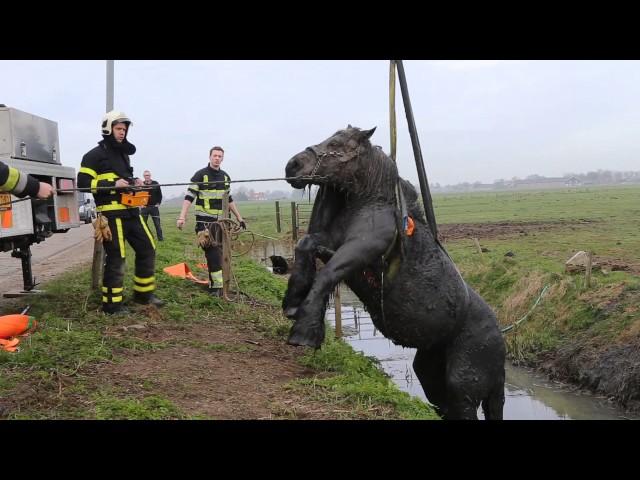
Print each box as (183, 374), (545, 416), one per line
(101, 110), (133, 136)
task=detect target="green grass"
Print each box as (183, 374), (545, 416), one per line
(294, 332), (439, 419)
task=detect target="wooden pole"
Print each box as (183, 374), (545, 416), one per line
(222, 193), (231, 299)
(91, 238), (104, 290)
(275, 201), (281, 233)
(334, 283), (342, 339)
(585, 251), (592, 288)
(473, 237), (483, 255)
(91, 61), (114, 291)
(291, 202), (298, 243)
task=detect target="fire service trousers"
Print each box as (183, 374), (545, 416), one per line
(102, 212), (157, 307)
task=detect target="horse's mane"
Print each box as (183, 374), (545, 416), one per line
(351, 143), (399, 202)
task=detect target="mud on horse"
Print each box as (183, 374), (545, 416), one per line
(282, 126), (506, 420)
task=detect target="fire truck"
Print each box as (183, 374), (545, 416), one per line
(0, 105), (82, 293)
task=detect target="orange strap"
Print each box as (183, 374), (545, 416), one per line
(405, 216), (415, 236)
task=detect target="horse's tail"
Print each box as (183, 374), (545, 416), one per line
(481, 385), (505, 420)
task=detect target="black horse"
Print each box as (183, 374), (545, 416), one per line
(282, 126), (506, 420)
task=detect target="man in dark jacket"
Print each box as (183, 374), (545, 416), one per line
(77, 110), (164, 315)
(141, 170), (163, 241)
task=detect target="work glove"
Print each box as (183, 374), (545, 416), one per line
(197, 229), (212, 248)
(92, 214), (112, 243)
(239, 220), (247, 230)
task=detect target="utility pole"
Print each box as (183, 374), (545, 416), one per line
(91, 60), (114, 289)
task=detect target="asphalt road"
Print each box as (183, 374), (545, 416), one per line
(0, 224), (95, 294)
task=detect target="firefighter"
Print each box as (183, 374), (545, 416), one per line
(0, 160), (54, 199)
(176, 146), (246, 297)
(77, 111), (164, 315)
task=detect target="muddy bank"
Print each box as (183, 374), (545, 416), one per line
(438, 219), (596, 241)
(537, 338), (640, 413)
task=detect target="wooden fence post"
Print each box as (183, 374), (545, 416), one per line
(91, 238), (104, 290)
(585, 251), (592, 288)
(222, 193), (231, 299)
(334, 283), (342, 339)
(473, 237), (483, 255)
(275, 201), (281, 233)
(291, 202), (298, 243)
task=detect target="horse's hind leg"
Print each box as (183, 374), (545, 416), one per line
(413, 347), (448, 419)
(482, 385), (505, 420)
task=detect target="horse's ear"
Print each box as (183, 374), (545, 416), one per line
(347, 124), (353, 129)
(360, 127), (376, 140)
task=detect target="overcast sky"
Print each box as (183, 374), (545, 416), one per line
(1, 60), (639, 198)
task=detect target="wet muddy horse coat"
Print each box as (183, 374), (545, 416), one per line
(282, 126), (506, 420)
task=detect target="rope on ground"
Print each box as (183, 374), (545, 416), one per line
(501, 284), (550, 334)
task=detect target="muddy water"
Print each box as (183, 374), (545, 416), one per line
(250, 244), (635, 419)
(325, 287), (636, 420)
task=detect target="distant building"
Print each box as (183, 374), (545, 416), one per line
(249, 191), (266, 201)
(506, 176), (582, 190)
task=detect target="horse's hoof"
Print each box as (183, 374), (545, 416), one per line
(287, 322), (324, 349)
(283, 306), (298, 319)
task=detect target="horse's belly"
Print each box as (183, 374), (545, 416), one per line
(376, 274), (466, 348)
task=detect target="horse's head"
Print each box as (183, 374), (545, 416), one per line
(285, 125), (377, 189)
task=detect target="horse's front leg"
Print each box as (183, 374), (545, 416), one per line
(282, 233), (331, 318)
(288, 229), (393, 348)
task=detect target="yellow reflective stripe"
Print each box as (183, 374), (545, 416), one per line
(102, 296), (108, 302)
(210, 270), (223, 288)
(133, 284), (155, 292)
(139, 216), (156, 250)
(112, 296), (123, 303)
(90, 179), (99, 193)
(203, 175), (210, 212)
(79, 167), (97, 179)
(1, 167), (20, 191)
(115, 218), (125, 258)
(195, 205), (223, 215)
(97, 173), (119, 181)
(199, 191), (225, 198)
(103, 286), (124, 293)
(97, 203), (129, 212)
(134, 276), (155, 285)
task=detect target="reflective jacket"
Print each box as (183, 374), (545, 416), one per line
(185, 166), (232, 218)
(77, 137), (138, 217)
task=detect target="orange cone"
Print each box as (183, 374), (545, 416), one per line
(163, 263), (209, 285)
(163, 262), (191, 279)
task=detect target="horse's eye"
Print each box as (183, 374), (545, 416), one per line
(328, 141), (338, 147)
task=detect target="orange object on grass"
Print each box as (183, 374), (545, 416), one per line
(0, 314), (37, 339)
(163, 263), (209, 285)
(0, 337), (20, 352)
